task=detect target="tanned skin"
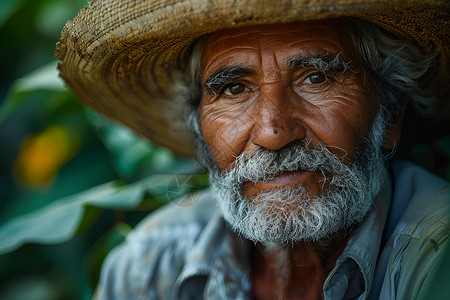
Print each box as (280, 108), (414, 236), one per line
(252, 236), (349, 300)
(199, 20), (395, 299)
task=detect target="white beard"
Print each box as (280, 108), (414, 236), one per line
(207, 110), (387, 245)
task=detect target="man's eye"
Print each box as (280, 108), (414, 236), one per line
(306, 73), (326, 84)
(222, 83), (248, 96)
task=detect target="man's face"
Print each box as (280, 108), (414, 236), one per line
(197, 20), (385, 244)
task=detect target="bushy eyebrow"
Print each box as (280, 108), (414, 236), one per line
(204, 66), (254, 95)
(287, 53), (352, 73)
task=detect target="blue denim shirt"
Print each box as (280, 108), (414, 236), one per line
(95, 160), (450, 299)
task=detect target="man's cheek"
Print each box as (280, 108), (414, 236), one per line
(208, 123), (249, 170)
(208, 138), (234, 170)
(201, 108), (254, 170)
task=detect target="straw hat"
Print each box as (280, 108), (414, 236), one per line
(55, 0), (449, 157)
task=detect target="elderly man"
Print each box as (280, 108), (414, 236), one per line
(56, 0), (449, 299)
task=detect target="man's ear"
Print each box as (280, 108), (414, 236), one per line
(382, 95), (411, 151)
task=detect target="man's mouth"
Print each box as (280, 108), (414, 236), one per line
(244, 170), (310, 198)
(261, 170), (308, 185)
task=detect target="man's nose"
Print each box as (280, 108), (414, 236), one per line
(251, 86), (307, 150)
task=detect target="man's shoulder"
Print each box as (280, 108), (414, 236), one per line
(95, 189), (219, 300)
(390, 159), (449, 236)
(122, 188), (219, 250)
(380, 160), (449, 300)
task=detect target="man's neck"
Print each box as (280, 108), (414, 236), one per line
(251, 234), (350, 300)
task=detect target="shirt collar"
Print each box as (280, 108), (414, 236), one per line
(324, 170), (392, 299)
(173, 212), (253, 300)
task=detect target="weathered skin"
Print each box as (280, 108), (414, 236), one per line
(198, 20), (399, 299)
(200, 20), (381, 195)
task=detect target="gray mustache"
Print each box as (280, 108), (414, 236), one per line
(221, 141), (353, 185)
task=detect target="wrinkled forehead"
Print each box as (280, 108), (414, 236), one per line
(201, 19), (362, 72)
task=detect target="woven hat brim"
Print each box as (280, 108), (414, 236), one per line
(56, 0), (450, 157)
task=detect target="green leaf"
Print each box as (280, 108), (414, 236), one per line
(0, 171), (208, 255)
(0, 200), (85, 255)
(0, 180), (143, 255)
(0, 61), (66, 122)
(13, 61), (66, 93)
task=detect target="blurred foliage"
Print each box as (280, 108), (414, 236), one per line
(0, 1), (206, 299)
(0, 1), (449, 300)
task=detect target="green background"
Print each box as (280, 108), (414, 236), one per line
(0, 1), (206, 298)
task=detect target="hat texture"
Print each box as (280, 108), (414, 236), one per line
(56, 0), (449, 157)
